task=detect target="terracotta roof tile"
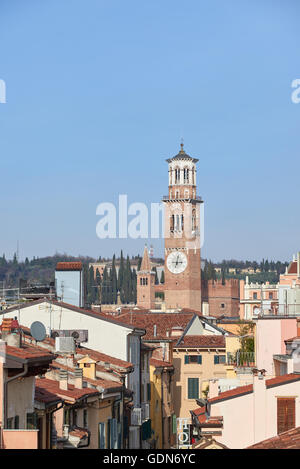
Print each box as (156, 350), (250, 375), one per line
(35, 378), (99, 402)
(266, 373), (300, 388)
(150, 358), (173, 369)
(112, 312), (196, 340)
(77, 347), (133, 370)
(247, 426), (300, 449)
(35, 385), (63, 405)
(191, 407), (223, 426)
(288, 261), (297, 274)
(5, 344), (55, 361)
(176, 335), (225, 348)
(208, 384), (253, 403)
(69, 427), (89, 439)
(56, 262), (82, 271)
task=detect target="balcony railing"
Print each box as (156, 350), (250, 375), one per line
(227, 351), (255, 367)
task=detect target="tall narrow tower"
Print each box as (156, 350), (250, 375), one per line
(137, 245), (156, 310)
(162, 143), (202, 311)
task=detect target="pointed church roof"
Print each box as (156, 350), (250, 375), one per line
(166, 143), (199, 163)
(140, 245), (151, 272)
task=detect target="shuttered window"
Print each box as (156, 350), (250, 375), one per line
(184, 355), (202, 364)
(277, 398), (295, 435)
(187, 378), (199, 399)
(99, 422), (106, 449)
(214, 355), (226, 364)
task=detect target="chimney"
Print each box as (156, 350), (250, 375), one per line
(170, 326), (184, 337)
(1, 317), (21, 347)
(253, 369), (267, 443)
(74, 368), (83, 389)
(208, 379), (219, 399)
(59, 369), (68, 390)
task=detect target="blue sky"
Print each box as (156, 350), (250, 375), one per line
(0, 0), (300, 262)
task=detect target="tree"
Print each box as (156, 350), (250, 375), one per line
(110, 255), (118, 304)
(118, 250), (125, 292)
(152, 267), (159, 285)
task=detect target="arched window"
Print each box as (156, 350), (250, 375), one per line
(170, 215), (175, 231)
(175, 167), (180, 184)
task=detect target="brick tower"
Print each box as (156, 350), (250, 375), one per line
(137, 245), (156, 310)
(162, 143), (203, 311)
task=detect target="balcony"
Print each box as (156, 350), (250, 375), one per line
(1, 429), (38, 449)
(227, 351), (255, 367)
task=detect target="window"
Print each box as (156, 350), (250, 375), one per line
(170, 215), (174, 231)
(72, 409), (77, 426)
(187, 378), (199, 399)
(14, 415), (19, 429)
(99, 422), (106, 449)
(147, 383), (151, 401)
(64, 409), (70, 426)
(220, 303), (225, 309)
(277, 398), (295, 435)
(26, 412), (38, 429)
(184, 355), (202, 364)
(253, 292), (258, 299)
(7, 418), (13, 429)
(214, 355), (226, 364)
(269, 292), (273, 299)
(83, 409), (88, 428)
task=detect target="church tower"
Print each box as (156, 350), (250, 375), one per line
(137, 245), (156, 310)
(162, 143), (202, 311)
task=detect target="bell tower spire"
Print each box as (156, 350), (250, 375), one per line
(162, 144), (203, 312)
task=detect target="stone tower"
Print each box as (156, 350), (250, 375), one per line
(137, 245), (156, 310)
(162, 143), (202, 311)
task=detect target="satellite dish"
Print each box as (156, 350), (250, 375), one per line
(30, 321), (46, 342)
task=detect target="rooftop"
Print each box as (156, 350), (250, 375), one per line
(247, 426), (300, 449)
(35, 378), (99, 402)
(175, 335), (226, 349)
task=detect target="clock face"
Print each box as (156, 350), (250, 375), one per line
(166, 251), (188, 274)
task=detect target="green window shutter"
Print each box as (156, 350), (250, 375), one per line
(197, 355), (202, 364)
(184, 355), (189, 364)
(188, 378), (199, 399)
(172, 414), (177, 434)
(214, 355), (219, 364)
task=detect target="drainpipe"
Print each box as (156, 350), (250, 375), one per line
(4, 363), (28, 428)
(49, 402), (64, 449)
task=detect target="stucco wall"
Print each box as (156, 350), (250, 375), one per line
(211, 378), (300, 448)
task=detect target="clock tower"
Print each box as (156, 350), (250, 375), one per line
(162, 143), (202, 311)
